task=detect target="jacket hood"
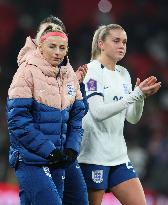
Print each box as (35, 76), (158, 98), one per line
(17, 36), (37, 66)
(17, 37), (73, 78)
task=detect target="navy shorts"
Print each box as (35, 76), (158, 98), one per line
(80, 161), (137, 190)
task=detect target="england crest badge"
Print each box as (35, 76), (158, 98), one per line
(123, 83), (130, 94)
(92, 170), (103, 183)
(67, 84), (74, 96)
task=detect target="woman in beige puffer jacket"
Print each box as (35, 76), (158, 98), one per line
(7, 22), (85, 205)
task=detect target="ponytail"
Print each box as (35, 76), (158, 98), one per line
(91, 25), (106, 60)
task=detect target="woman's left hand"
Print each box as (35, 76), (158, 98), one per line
(75, 64), (88, 83)
(135, 76), (161, 97)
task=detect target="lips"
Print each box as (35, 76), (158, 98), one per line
(53, 58), (61, 61)
(118, 51), (124, 55)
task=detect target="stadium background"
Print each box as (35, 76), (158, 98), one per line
(0, 0), (168, 204)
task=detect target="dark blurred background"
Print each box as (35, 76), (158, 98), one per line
(0, 0), (168, 203)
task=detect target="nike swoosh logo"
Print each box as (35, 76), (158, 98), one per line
(40, 90), (46, 93)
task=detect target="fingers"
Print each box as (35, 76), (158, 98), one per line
(147, 76), (157, 86)
(75, 70), (83, 82)
(80, 64), (88, 76)
(139, 76), (160, 90)
(79, 70), (85, 80)
(81, 64), (88, 71)
(146, 82), (161, 90)
(139, 78), (151, 88)
(150, 82), (161, 94)
(75, 64), (88, 82)
(143, 82), (161, 96)
(135, 78), (141, 87)
(78, 64), (87, 71)
(77, 64), (88, 83)
(138, 75), (161, 97)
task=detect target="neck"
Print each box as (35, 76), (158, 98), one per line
(97, 55), (116, 71)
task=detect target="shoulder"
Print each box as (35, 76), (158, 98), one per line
(84, 60), (102, 82)
(87, 60), (102, 73)
(10, 64), (34, 88)
(84, 60), (104, 93)
(116, 64), (128, 74)
(116, 64), (131, 80)
(8, 64), (34, 98)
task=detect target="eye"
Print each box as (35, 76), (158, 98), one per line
(113, 39), (119, 43)
(123, 40), (127, 45)
(60, 46), (66, 50)
(49, 45), (55, 49)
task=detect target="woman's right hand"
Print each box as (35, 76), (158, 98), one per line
(75, 64), (88, 83)
(136, 76), (161, 97)
(47, 149), (64, 164)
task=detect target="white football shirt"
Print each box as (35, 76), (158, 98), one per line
(78, 60), (141, 166)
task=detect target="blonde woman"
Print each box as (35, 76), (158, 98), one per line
(78, 24), (161, 205)
(35, 16), (89, 205)
(7, 17), (85, 205)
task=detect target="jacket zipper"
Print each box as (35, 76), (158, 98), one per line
(56, 69), (62, 109)
(56, 69), (64, 150)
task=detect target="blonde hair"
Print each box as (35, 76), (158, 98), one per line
(35, 22), (64, 44)
(91, 24), (125, 60)
(91, 25), (106, 60)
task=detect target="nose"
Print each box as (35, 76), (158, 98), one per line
(119, 42), (125, 49)
(54, 47), (61, 55)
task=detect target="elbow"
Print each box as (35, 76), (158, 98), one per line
(89, 103), (107, 121)
(94, 116), (103, 122)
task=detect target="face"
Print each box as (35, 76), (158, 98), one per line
(39, 36), (68, 67)
(99, 29), (127, 62)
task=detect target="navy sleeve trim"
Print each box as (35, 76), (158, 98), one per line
(87, 92), (104, 100)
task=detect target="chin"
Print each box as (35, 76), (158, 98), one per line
(117, 55), (124, 61)
(52, 61), (59, 67)
(50, 63), (57, 67)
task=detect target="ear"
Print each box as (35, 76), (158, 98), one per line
(98, 40), (104, 51)
(66, 46), (69, 54)
(38, 43), (43, 54)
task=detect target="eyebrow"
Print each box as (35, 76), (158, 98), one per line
(112, 37), (127, 41)
(48, 43), (66, 46)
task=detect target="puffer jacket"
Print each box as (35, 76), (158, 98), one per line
(7, 37), (85, 166)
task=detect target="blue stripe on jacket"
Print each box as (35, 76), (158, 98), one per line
(7, 97), (85, 166)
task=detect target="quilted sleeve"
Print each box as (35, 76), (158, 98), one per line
(7, 66), (56, 158)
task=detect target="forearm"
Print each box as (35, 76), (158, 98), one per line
(126, 99), (144, 124)
(65, 99), (85, 154)
(88, 87), (144, 121)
